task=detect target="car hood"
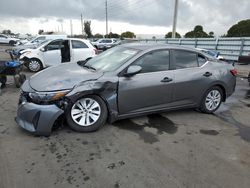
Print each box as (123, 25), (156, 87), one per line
(29, 63), (104, 92)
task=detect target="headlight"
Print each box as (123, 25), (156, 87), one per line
(28, 90), (70, 103)
(24, 51), (31, 55)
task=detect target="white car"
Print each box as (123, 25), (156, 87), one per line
(91, 38), (117, 50)
(20, 38), (97, 72)
(22, 34), (67, 46)
(0, 34), (20, 45)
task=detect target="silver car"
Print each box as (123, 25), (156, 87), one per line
(16, 44), (237, 136)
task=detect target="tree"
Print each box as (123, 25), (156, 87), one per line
(165, 32), (181, 38)
(105, 32), (120, 38)
(184, 25), (209, 38)
(38, 29), (44, 35)
(84, 20), (92, 38)
(227, 19), (250, 37)
(121, 31), (136, 38)
(94, 33), (103, 38)
(209, 31), (214, 38)
(2, 30), (11, 35)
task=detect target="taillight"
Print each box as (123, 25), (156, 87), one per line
(230, 69), (237, 76)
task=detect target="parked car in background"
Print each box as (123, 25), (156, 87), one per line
(23, 34), (67, 45)
(0, 34), (20, 45)
(92, 38), (118, 50)
(196, 48), (224, 60)
(16, 44), (237, 136)
(19, 38), (97, 72)
(13, 35), (68, 58)
(12, 40), (50, 59)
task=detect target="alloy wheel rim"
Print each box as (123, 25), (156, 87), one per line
(205, 90), (221, 111)
(71, 98), (101, 127)
(29, 60), (40, 71)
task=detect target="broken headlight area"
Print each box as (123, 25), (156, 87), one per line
(20, 90), (70, 109)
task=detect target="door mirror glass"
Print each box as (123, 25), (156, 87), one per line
(124, 65), (142, 77)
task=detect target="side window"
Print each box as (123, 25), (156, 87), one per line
(133, 50), (170, 73)
(72, 40), (88, 49)
(174, 50), (198, 69)
(46, 40), (61, 51)
(198, 54), (207, 66)
(0, 35), (7, 38)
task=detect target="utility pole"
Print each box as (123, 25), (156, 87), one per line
(172, 0), (179, 38)
(105, 0), (108, 38)
(81, 13), (84, 36)
(61, 22), (63, 33)
(70, 19), (73, 36)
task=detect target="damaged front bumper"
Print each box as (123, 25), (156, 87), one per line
(16, 101), (64, 136)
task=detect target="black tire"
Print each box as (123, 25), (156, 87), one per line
(0, 75), (7, 88)
(14, 75), (22, 88)
(9, 40), (15, 46)
(199, 86), (223, 114)
(66, 95), (108, 132)
(28, 58), (43, 72)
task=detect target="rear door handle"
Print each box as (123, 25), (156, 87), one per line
(161, 77), (173, 83)
(203, 72), (213, 77)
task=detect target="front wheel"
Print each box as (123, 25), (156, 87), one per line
(66, 95), (108, 132)
(28, 58), (43, 72)
(199, 86), (223, 113)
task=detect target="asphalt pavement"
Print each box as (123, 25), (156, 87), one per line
(0, 45), (250, 188)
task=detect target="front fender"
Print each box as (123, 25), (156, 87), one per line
(66, 78), (119, 122)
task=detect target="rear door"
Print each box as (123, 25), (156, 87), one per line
(118, 49), (174, 114)
(172, 50), (214, 106)
(71, 40), (92, 62)
(43, 40), (62, 67)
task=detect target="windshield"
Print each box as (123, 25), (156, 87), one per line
(84, 47), (140, 72)
(37, 40), (50, 47)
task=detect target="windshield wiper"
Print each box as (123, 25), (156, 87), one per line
(82, 64), (96, 71)
(77, 60), (96, 71)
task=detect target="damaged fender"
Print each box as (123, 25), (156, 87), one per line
(66, 77), (119, 123)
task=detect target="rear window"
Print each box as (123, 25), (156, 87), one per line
(72, 40), (89, 49)
(174, 50), (198, 69)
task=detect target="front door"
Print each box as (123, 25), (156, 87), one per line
(118, 50), (174, 114)
(43, 40), (62, 67)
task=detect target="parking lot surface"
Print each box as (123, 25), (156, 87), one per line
(1, 45), (250, 188)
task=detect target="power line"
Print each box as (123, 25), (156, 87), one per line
(108, 0), (158, 17)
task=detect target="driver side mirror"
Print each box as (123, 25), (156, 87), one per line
(40, 47), (46, 52)
(124, 65), (142, 77)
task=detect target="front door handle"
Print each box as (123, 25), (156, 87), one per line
(161, 77), (173, 83)
(203, 72), (213, 77)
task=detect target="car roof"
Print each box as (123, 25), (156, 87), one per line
(121, 43), (200, 52)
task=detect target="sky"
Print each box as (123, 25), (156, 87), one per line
(0, 0), (250, 38)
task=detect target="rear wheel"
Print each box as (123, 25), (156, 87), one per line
(66, 95), (108, 132)
(20, 74), (26, 84)
(14, 75), (22, 88)
(0, 75), (7, 88)
(28, 58), (42, 72)
(199, 86), (223, 113)
(9, 40), (15, 46)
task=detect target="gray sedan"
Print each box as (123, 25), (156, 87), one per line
(16, 44), (237, 136)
